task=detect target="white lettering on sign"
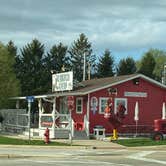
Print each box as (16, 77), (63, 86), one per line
(124, 92), (147, 98)
(52, 71), (73, 92)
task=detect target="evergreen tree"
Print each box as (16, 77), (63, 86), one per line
(138, 51), (156, 78)
(97, 49), (114, 78)
(46, 42), (69, 72)
(117, 57), (136, 76)
(6, 41), (21, 79)
(68, 33), (96, 81)
(0, 43), (20, 108)
(19, 39), (47, 95)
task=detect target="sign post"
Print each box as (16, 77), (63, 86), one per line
(26, 96), (34, 143)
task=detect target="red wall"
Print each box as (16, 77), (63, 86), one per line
(88, 78), (166, 134)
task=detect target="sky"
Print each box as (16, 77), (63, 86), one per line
(0, 0), (166, 62)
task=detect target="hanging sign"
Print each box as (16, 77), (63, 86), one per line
(52, 71), (73, 92)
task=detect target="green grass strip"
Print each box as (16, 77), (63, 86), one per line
(0, 135), (69, 146)
(115, 138), (166, 147)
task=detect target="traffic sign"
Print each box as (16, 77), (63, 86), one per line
(26, 96), (34, 103)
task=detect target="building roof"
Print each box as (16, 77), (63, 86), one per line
(13, 73), (166, 100)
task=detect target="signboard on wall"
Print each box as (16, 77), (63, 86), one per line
(124, 91), (147, 98)
(52, 71), (73, 92)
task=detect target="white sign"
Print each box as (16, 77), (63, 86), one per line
(52, 71), (73, 92)
(124, 92), (147, 98)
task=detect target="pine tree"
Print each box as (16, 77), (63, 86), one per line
(97, 49), (114, 78)
(117, 57), (136, 76)
(19, 39), (47, 95)
(46, 42), (69, 72)
(68, 33), (96, 81)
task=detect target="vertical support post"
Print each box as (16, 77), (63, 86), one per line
(86, 93), (90, 137)
(52, 97), (56, 138)
(135, 120), (138, 137)
(38, 99), (42, 129)
(69, 110), (72, 145)
(28, 101), (31, 143)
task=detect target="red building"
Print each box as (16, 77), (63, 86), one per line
(57, 73), (166, 136)
(13, 73), (166, 138)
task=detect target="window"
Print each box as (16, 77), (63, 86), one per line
(76, 97), (83, 114)
(99, 97), (108, 114)
(114, 98), (127, 114)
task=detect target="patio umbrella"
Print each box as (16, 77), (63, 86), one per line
(162, 102), (166, 119)
(134, 101), (139, 121)
(134, 101), (139, 137)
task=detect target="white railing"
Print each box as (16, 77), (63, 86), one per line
(84, 115), (89, 137)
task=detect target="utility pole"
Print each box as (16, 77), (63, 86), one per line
(88, 62), (91, 80)
(83, 52), (86, 81)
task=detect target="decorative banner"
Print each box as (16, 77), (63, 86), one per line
(67, 96), (75, 111)
(90, 97), (98, 114)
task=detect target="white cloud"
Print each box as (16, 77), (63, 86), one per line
(1, 0), (166, 60)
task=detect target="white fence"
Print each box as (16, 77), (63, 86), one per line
(0, 109), (28, 133)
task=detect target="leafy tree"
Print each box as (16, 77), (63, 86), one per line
(138, 51), (156, 78)
(0, 43), (20, 108)
(19, 39), (47, 95)
(117, 57), (136, 76)
(149, 49), (166, 81)
(68, 33), (96, 81)
(97, 49), (114, 78)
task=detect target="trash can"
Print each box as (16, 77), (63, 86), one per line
(93, 125), (105, 140)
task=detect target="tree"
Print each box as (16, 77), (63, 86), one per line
(117, 57), (136, 76)
(68, 33), (96, 81)
(6, 41), (21, 79)
(19, 39), (47, 95)
(0, 43), (20, 108)
(46, 42), (69, 72)
(138, 51), (156, 78)
(149, 49), (166, 81)
(97, 49), (114, 78)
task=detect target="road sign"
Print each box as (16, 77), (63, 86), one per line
(26, 96), (34, 103)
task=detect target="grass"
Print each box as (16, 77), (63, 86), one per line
(115, 137), (166, 147)
(0, 135), (70, 146)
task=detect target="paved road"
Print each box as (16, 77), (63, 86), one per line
(0, 146), (166, 166)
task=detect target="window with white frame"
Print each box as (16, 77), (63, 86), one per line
(99, 97), (108, 114)
(76, 97), (83, 114)
(114, 98), (127, 114)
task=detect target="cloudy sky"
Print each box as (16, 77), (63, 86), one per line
(1, 0), (166, 62)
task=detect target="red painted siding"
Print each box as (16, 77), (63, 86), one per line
(88, 78), (166, 134)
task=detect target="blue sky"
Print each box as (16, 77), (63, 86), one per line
(1, 0), (166, 62)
